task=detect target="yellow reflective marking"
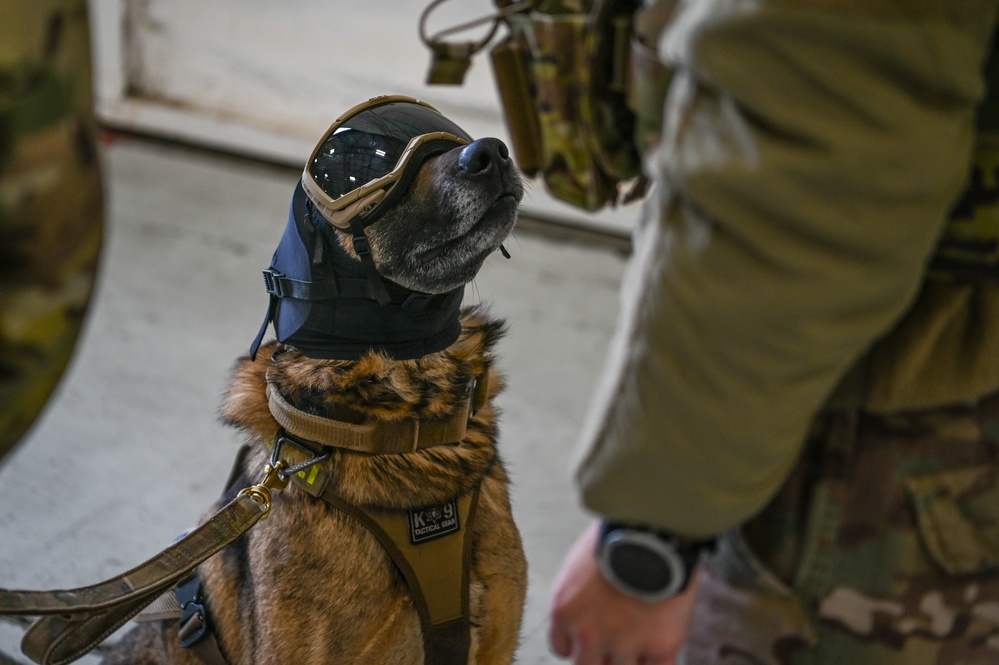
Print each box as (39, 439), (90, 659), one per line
(296, 465), (320, 485)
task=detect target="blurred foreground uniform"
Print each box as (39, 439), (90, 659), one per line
(0, 0), (103, 462)
(574, 0), (999, 662)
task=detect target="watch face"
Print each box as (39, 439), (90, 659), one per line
(607, 540), (673, 591)
(599, 530), (687, 602)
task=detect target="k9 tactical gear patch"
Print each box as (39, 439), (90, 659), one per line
(409, 499), (461, 544)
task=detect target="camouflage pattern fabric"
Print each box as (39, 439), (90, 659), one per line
(0, 0), (104, 463)
(502, 0), (642, 211)
(924, 28), (999, 285)
(519, 11), (618, 211)
(683, 396), (999, 664)
(930, 140), (999, 283)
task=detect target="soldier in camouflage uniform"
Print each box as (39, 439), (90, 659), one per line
(0, 0), (104, 464)
(547, 1), (999, 664)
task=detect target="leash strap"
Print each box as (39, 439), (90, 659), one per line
(0, 467), (285, 665)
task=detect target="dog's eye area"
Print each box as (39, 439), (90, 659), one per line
(312, 131), (406, 201)
(309, 101), (473, 202)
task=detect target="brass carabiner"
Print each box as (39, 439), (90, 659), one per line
(238, 461), (290, 518)
(238, 433), (332, 518)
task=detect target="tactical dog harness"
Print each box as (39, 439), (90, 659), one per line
(251, 374), (491, 665)
(0, 370), (489, 665)
(147, 372), (490, 665)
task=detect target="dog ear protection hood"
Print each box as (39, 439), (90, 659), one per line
(249, 182), (464, 361)
(249, 96), (515, 362)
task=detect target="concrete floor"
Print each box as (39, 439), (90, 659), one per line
(0, 137), (630, 663)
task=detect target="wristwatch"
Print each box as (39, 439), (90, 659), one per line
(595, 520), (715, 603)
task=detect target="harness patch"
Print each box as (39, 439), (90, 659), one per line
(409, 499), (461, 544)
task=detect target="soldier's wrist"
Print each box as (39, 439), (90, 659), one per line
(594, 519), (715, 603)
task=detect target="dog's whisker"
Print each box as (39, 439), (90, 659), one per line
(511, 231), (524, 251)
(471, 278), (482, 305)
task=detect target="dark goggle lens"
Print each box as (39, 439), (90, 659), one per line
(309, 101), (472, 201)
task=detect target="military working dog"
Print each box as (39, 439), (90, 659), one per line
(103, 98), (527, 665)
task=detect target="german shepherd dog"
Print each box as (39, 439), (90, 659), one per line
(103, 131), (527, 663)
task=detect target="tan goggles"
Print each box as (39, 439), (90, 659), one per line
(301, 95), (472, 229)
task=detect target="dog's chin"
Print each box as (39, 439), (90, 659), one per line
(422, 195), (518, 261)
(382, 199), (517, 294)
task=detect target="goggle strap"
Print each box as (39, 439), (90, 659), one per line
(249, 294), (277, 361)
(350, 220), (393, 307)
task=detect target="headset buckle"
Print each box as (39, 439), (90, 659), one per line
(262, 269), (285, 298)
(352, 234), (371, 258)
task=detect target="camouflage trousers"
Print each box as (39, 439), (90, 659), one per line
(683, 394), (999, 665)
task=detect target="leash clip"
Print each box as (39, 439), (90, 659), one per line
(238, 460), (289, 518)
(239, 434), (331, 517)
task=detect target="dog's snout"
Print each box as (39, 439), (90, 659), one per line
(458, 138), (510, 177)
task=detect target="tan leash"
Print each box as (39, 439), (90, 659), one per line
(0, 457), (297, 665)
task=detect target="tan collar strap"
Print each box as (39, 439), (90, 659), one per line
(266, 381), (474, 454)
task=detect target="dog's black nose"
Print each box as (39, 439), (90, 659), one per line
(457, 138), (510, 177)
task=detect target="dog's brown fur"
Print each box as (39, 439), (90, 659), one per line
(103, 137), (526, 664)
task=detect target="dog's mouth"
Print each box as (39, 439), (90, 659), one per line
(420, 193), (518, 263)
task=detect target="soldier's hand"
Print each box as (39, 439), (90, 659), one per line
(548, 521), (701, 665)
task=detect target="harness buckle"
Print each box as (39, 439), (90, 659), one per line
(176, 577), (210, 649)
(262, 269), (286, 298)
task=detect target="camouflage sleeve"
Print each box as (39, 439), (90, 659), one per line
(0, 0), (104, 462)
(574, 0), (998, 537)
